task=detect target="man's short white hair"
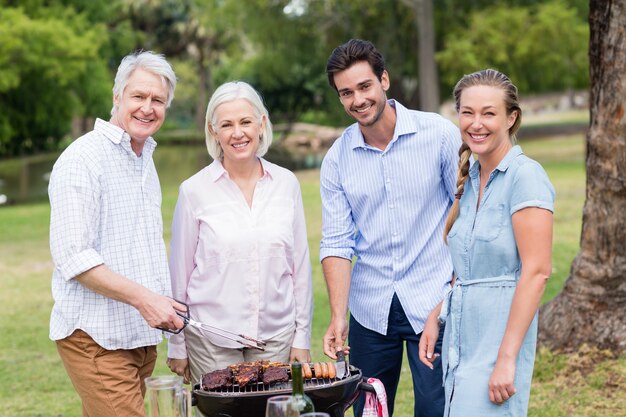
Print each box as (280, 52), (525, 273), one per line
(110, 51), (177, 116)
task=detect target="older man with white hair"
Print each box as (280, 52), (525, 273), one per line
(48, 51), (186, 417)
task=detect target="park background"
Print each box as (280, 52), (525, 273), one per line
(0, 0), (624, 416)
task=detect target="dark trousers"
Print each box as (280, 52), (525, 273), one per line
(349, 293), (445, 417)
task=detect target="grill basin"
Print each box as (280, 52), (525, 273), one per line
(192, 365), (374, 417)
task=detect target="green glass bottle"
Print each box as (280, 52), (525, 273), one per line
(291, 362), (315, 413)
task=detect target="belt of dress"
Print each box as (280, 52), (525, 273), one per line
(438, 275), (518, 383)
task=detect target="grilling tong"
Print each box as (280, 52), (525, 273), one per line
(160, 300), (267, 351)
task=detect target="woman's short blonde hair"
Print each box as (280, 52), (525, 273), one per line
(205, 81), (273, 161)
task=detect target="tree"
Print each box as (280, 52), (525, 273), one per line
(436, 1), (588, 95)
(518, 0), (589, 94)
(436, 4), (530, 91)
(0, 7), (110, 157)
(400, 0), (440, 112)
(538, 0), (626, 354)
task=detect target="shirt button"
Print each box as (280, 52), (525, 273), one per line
(389, 205), (395, 209)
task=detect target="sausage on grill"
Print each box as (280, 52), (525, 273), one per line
(327, 362), (336, 379)
(302, 362), (312, 379)
(320, 362), (329, 379)
(313, 362), (322, 378)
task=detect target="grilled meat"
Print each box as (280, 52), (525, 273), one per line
(202, 368), (233, 390)
(234, 364), (262, 387)
(262, 366), (289, 385)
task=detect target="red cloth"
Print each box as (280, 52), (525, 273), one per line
(361, 377), (389, 417)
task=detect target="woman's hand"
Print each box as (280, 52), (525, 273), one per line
(167, 357), (191, 384)
(418, 310), (441, 369)
(488, 356), (517, 404)
(290, 347), (311, 363)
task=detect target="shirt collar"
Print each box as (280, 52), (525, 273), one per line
(349, 99), (415, 150)
(259, 158), (275, 180)
(469, 145), (523, 177)
(93, 118), (157, 157)
(208, 157), (274, 182)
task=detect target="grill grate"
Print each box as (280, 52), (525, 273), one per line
(204, 375), (346, 394)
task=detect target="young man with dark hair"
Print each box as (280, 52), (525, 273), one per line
(320, 39), (461, 417)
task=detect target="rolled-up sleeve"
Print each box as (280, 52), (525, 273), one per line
(167, 186), (199, 359)
(319, 148), (356, 262)
(510, 161), (555, 214)
(49, 157), (104, 281)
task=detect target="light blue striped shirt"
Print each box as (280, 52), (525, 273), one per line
(320, 100), (461, 335)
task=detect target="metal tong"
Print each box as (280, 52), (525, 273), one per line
(160, 300), (267, 351)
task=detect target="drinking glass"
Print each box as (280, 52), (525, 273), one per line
(145, 375), (190, 417)
(265, 395), (300, 417)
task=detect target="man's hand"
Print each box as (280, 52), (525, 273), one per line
(323, 317), (349, 359)
(75, 265), (187, 331)
(289, 348), (311, 363)
(167, 358), (191, 384)
(136, 293), (187, 331)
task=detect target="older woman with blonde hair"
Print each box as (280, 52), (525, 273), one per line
(166, 81), (313, 384)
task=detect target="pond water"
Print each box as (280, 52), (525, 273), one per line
(0, 144), (323, 206)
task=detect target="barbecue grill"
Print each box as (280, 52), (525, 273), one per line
(192, 365), (375, 417)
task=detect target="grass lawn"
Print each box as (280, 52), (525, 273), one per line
(0, 133), (624, 416)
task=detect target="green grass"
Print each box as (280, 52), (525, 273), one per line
(523, 109), (589, 127)
(1, 133), (625, 417)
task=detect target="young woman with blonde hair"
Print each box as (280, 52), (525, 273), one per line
(419, 69), (555, 417)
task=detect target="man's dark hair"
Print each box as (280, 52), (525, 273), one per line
(326, 39), (386, 92)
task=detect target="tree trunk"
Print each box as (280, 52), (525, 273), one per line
(195, 41), (213, 132)
(538, 0), (626, 354)
(400, 0), (440, 112)
(415, 0), (439, 112)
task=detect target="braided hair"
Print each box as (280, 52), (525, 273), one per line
(443, 142), (472, 243)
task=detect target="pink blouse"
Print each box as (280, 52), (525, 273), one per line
(167, 158), (313, 359)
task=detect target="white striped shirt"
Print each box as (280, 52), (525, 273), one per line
(320, 100), (461, 335)
(48, 118), (170, 349)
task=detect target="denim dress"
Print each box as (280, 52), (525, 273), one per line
(439, 146), (555, 417)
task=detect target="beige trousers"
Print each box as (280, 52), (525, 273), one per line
(56, 329), (157, 417)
